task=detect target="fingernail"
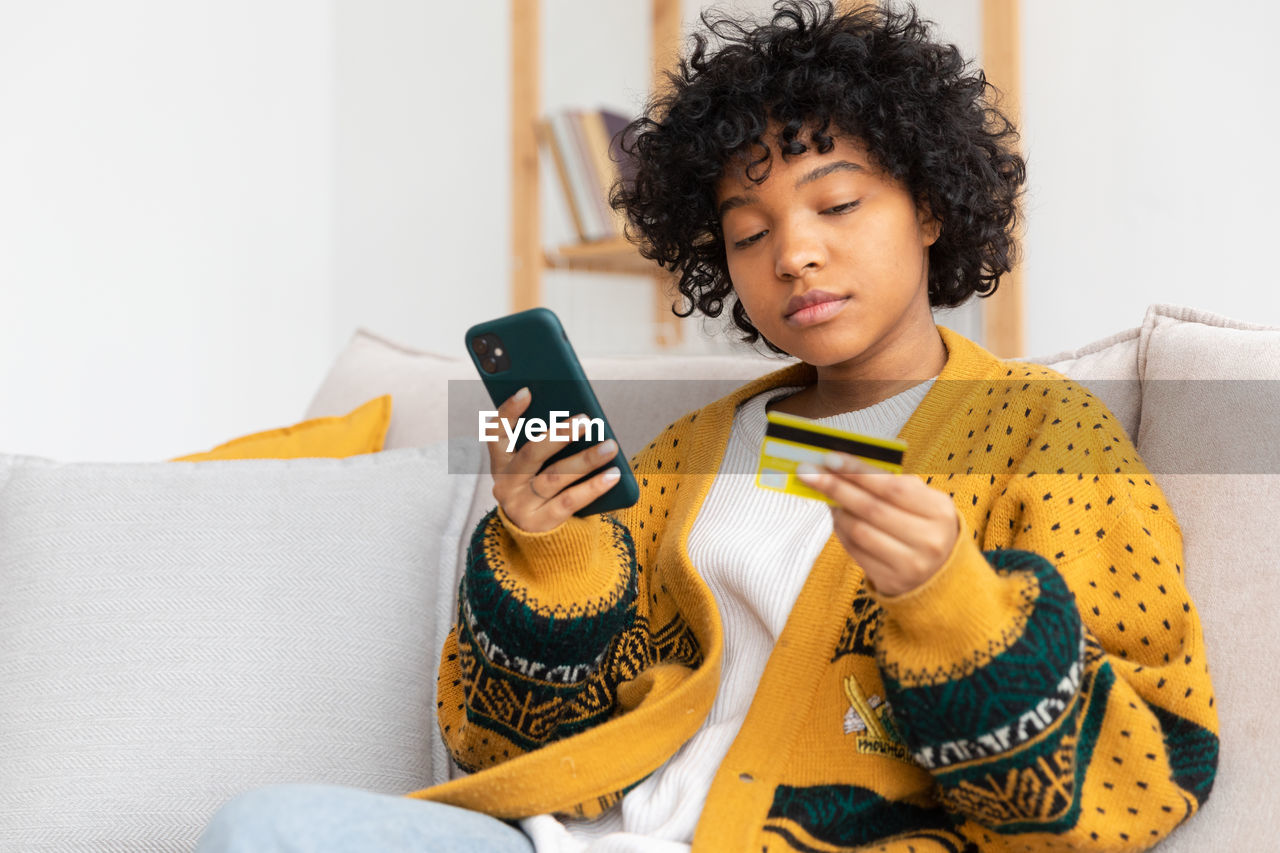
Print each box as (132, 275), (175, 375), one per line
(514, 387), (530, 401)
(602, 466), (621, 483)
(796, 463), (820, 482)
(823, 452), (844, 471)
(597, 439), (617, 457)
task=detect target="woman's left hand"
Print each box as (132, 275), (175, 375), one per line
(796, 453), (960, 597)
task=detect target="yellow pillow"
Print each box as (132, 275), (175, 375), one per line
(170, 395), (392, 461)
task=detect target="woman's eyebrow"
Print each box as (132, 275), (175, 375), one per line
(796, 160), (864, 188)
(717, 160), (865, 218)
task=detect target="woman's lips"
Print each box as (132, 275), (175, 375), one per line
(785, 296), (850, 327)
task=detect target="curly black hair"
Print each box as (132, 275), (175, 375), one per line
(611, 0), (1027, 354)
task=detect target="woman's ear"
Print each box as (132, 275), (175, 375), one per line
(916, 199), (942, 247)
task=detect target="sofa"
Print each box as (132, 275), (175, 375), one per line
(1, 303), (1276, 850)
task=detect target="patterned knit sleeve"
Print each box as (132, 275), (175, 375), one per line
(870, 386), (1219, 850)
(436, 507), (638, 774)
(436, 419), (702, 788)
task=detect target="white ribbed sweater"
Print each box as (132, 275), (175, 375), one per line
(520, 378), (936, 853)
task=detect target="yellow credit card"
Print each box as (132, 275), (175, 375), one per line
(757, 410), (907, 505)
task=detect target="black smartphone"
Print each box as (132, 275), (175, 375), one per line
(464, 307), (640, 517)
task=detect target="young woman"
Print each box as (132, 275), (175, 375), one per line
(197, 3), (1217, 851)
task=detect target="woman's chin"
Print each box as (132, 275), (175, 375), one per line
(786, 337), (869, 368)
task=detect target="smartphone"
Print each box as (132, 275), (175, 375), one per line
(464, 307), (640, 517)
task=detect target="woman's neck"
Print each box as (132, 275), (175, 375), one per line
(768, 326), (947, 419)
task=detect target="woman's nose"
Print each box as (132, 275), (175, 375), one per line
(773, 224), (826, 279)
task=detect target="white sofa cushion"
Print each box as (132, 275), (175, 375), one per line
(0, 443), (479, 851)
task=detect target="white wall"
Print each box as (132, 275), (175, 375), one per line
(1021, 0), (1280, 353)
(0, 1), (335, 461)
(331, 0), (508, 362)
(3, 1), (1277, 461)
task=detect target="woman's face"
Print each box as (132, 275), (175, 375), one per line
(715, 131), (942, 374)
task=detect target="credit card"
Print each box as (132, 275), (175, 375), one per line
(757, 410), (907, 505)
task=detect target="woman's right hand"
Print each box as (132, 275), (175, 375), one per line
(486, 387), (623, 534)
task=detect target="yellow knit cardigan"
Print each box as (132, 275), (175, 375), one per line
(409, 327), (1219, 852)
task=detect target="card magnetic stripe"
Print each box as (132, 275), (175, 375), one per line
(762, 421), (905, 467)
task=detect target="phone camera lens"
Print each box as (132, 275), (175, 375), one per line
(471, 337), (489, 356)
(481, 356), (499, 374)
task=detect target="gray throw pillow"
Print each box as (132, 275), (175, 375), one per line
(0, 443), (478, 851)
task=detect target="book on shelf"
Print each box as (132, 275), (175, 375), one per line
(535, 117), (587, 241)
(537, 107), (637, 245)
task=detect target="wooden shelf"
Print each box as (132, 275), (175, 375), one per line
(545, 238), (662, 276)
(511, 0), (683, 347)
(544, 238), (685, 348)
(980, 0), (1024, 357)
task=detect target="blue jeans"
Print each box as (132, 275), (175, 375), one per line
(195, 783), (534, 853)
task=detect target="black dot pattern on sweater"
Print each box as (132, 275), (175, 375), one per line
(907, 365), (1219, 816)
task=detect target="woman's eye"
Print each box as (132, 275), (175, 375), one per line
(733, 231), (766, 249)
(826, 201), (860, 214)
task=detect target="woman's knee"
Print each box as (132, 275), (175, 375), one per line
(195, 784), (349, 852)
(195, 783), (533, 853)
